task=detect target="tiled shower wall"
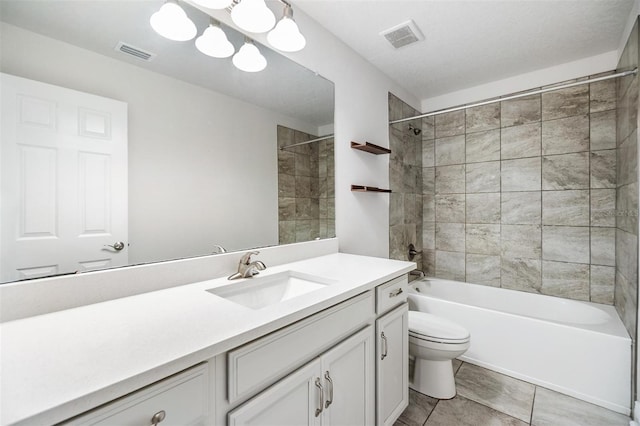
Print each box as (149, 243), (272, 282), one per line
(615, 18), (639, 339)
(277, 125), (335, 244)
(420, 77), (618, 302)
(389, 94), (423, 268)
(394, 71), (619, 304)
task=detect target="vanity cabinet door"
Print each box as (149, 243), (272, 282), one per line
(321, 326), (375, 426)
(228, 326), (375, 426)
(376, 303), (409, 426)
(227, 361), (322, 426)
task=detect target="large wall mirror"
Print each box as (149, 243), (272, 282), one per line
(0, 0), (335, 284)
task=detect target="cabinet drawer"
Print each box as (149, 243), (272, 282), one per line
(66, 364), (208, 426)
(228, 291), (375, 404)
(376, 275), (408, 315)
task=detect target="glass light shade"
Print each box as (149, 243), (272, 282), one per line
(267, 17), (306, 52)
(150, 2), (197, 41)
(195, 25), (235, 58)
(190, 0), (233, 9)
(231, 0), (276, 33)
(232, 42), (267, 72)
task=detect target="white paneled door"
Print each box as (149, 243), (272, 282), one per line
(0, 73), (128, 282)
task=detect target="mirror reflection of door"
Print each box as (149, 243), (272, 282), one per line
(0, 73), (128, 282)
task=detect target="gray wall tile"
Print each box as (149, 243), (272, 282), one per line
(467, 193), (501, 224)
(466, 103), (500, 133)
(590, 150), (616, 189)
(501, 257), (542, 293)
(590, 78), (616, 113)
(466, 224), (501, 255)
(542, 152), (589, 190)
(423, 194), (435, 221)
(435, 194), (465, 223)
(435, 135), (466, 166)
(466, 161), (501, 193)
(435, 110), (465, 138)
(436, 165), (465, 193)
(590, 110), (616, 150)
(436, 222), (466, 252)
(617, 131), (637, 186)
(501, 192), (541, 224)
(422, 138), (435, 167)
(591, 265), (615, 304)
(501, 123), (541, 159)
(542, 190), (589, 226)
(422, 116), (435, 140)
(501, 224), (541, 259)
(435, 250), (466, 280)
(422, 167), (435, 194)
(423, 221), (435, 250)
(466, 129), (500, 163)
(542, 85), (589, 121)
(541, 115), (589, 155)
(501, 94), (541, 127)
(542, 261), (590, 301)
(466, 254), (501, 286)
(501, 157), (541, 192)
(542, 226), (590, 263)
(591, 188), (616, 227)
(591, 227), (615, 266)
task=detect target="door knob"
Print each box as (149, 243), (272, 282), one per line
(104, 241), (125, 251)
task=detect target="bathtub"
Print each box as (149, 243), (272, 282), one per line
(409, 278), (632, 415)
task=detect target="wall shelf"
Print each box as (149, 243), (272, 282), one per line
(350, 141), (391, 155)
(351, 185), (392, 193)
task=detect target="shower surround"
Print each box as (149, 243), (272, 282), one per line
(390, 69), (623, 307)
(277, 125), (335, 244)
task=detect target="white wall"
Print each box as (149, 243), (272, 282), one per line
(190, 2), (421, 258)
(0, 23), (322, 265)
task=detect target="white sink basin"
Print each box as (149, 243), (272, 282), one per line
(206, 271), (337, 310)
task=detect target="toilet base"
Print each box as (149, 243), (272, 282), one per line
(410, 357), (456, 399)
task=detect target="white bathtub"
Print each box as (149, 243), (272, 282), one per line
(409, 278), (632, 415)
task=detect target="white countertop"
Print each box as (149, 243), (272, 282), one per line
(0, 253), (414, 425)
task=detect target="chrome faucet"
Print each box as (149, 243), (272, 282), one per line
(228, 251), (267, 280)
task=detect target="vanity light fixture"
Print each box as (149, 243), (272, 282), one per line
(190, 0), (234, 9)
(150, 0), (197, 41)
(195, 19), (235, 58)
(267, 3), (305, 52)
(232, 38), (267, 72)
(230, 0), (276, 33)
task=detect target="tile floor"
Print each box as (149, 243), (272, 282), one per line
(395, 361), (631, 426)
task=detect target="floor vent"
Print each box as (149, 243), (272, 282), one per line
(115, 42), (156, 61)
(380, 20), (424, 49)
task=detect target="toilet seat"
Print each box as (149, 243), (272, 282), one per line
(409, 311), (470, 344)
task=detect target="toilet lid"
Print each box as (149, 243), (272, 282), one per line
(409, 311), (470, 342)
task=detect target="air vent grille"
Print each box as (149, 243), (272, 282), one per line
(115, 42), (156, 61)
(380, 20), (424, 49)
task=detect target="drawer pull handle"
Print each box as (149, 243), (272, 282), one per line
(381, 332), (388, 360)
(389, 288), (403, 298)
(150, 410), (166, 425)
(315, 377), (324, 417)
(324, 371), (334, 408)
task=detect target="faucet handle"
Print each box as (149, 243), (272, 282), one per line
(240, 250), (260, 264)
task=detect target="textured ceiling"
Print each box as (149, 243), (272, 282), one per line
(296, 0), (635, 102)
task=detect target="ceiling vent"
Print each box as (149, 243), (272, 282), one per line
(114, 42), (156, 62)
(380, 20), (424, 49)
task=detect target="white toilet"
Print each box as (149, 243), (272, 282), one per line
(408, 311), (470, 399)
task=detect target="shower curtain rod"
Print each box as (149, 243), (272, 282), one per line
(388, 68), (638, 125)
(280, 134), (334, 150)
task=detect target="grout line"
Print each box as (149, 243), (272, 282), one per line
(530, 386), (538, 425)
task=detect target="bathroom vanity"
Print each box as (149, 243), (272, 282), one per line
(0, 243), (414, 426)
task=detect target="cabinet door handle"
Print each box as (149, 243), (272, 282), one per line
(324, 371), (333, 408)
(381, 332), (388, 360)
(315, 377), (324, 417)
(389, 288), (403, 297)
(150, 410), (166, 425)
